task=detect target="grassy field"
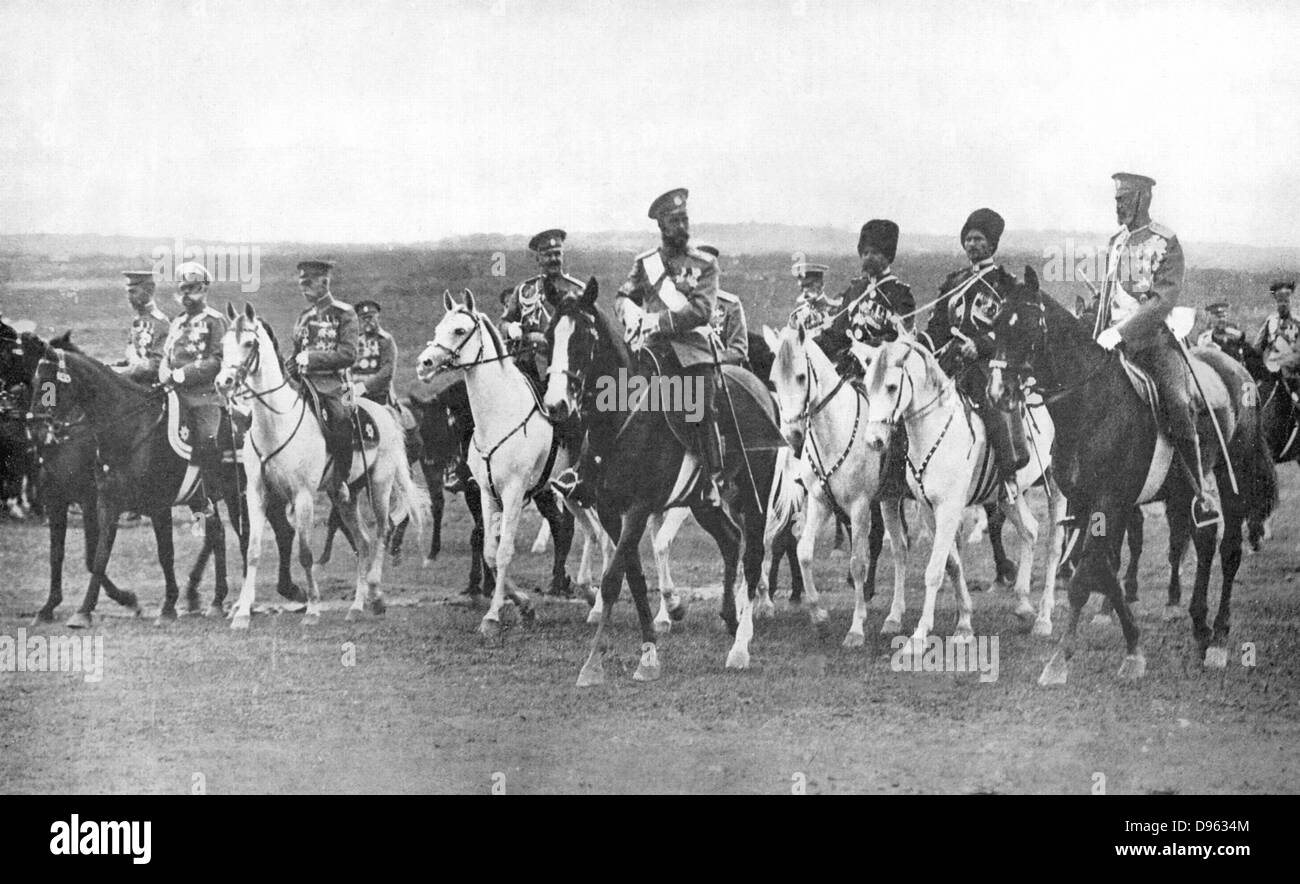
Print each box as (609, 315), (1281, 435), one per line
(1, 248), (1298, 794)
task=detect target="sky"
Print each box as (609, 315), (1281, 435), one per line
(2, 0), (1298, 245)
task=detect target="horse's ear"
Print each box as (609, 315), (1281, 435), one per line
(1023, 265), (1039, 293)
(762, 324), (780, 353)
(582, 277), (599, 306)
(244, 302), (256, 322)
(463, 289), (477, 313)
(226, 301), (237, 321)
(442, 289), (455, 312)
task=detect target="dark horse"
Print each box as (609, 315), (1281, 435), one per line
(991, 268), (1276, 682)
(545, 279), (787, 684)
(20, 332), (303, 626)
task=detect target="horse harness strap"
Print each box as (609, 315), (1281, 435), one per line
(905, 408), (955, 512)
(473, 402), (544, 507)
(804, 374), (860, 522)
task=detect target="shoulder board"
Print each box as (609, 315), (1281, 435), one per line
(562, 273), (586, 288)
(635, 246), (659, 262)
(883, 278), (911, 292)
(686, 246), (715, 262)
(520, 274), (542, 286)
(378, 329), (396, 341)
(202, 306), (225, 320)
(150, 308), (168, 321)
(1148, 221), (1175, 239)
(716, 290), (739, 303)
(332, 300), (356, 314)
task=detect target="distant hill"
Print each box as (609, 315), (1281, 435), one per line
(5, 227), (1297, 272)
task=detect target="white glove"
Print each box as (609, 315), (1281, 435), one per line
(171, 368), (186, 384)
(639, 312), (661, 338)
(1096, 327), (1123, 351)
(352, 381), (367, 397)
(124, 344), (141, 367)
(504, 322), (523, 340)
(294, 351), (311, 369)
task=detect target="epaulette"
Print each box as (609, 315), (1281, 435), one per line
(333, 300), (356, 313)
(1148, 221), (1175, 239)
(561, 273), (586, 289)
(150, 307), (168, 321)
(202, 306), (224, 320)
(716, 290), (739, 303)
(686, 246), (715, 262)
(634, 246), (659, 262)
(519, 274), (542, 287)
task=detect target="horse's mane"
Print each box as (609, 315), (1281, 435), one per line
(589, 302), (630, 370)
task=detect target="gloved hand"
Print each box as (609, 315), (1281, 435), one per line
(169, 368), (186, 385)
(504, 322), (523, 340)
(959, 339), (978, 360)
(294, 351), (311, 370)
(1097, 327), (1123, 351)
(352, 381), (367, 397)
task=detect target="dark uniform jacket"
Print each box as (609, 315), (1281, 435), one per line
(615, 244), (719, 369)
(289, 295), (359, 396)
(819, 273), (915, 364)
(921, 260), (1019, 373)
(354, 328), (397, 403)
(159, 306), (228, 407)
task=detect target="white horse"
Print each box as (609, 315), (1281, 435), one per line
(415, 290), (607, 637)
(215, 303), (425, 629)
(860, 337), (1065, 653)
(757, 324), (910, 654)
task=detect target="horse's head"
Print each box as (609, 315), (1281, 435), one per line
(217, 302), (282, 397)
(544, 277), (601, 421)
(763, 323), (835, 452)
(988, 266), (1049, 406)
(862, 336), (940, 450)
(417, 290), (492, 383)
(28, 334), (80, 426)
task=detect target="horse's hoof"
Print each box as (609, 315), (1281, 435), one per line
(1032, 617), (1053, 638)
(880, 617), (903, 636)
(812, 609), (830, 639)
(842, 631), (865, 649)
(1038, 652), (1069, 686)
(1014, 602), (1037, 624)
(30, 610), (55, 628)
(951, 628), (973, 645)
(301, 611), (320, 627)
(519, 604), (536, 626)
(581, 584), (597, 607)
(184, 595), (202, 615)
(278, 583), (307, 604)
(230, 612), (251, 630)
(1091, 612), (1113, 627)
(157, 606), (178, 622)
(668, 600), (688, 623)
(653, 617), (672, 635)
(1203, 647), (1229, 670)
(125, 604), (143, 620)
(345, 606), (363, 622)
(725, 647), (750, 669)
(585, 607), (602, 625)
(1162, 604), (1182, 622)
(1117, 653), (1147, 680)
(370, 597), (386, 616)
(907, 634), (927, 659)
(576, 656), (605, 687)
(421, 557), (434, 568)
(66, 612), (92, 630)
(206, 603), (225, 619)
(318, 551), (332, 566)
(754, 599), (775, 620)
(479, 617), (501, 640)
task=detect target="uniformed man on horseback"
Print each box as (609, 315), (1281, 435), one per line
(789, 261), (838, 331)
(1255, 280), (1300, 378)
(918, 209), (1026, 492)
(285, 259), (359, 492)
(1196, 302), (1247, 363)
(697, 244), (749, 367)
(158, 261), (229, 514)
(1093, 172), (1218, 527)
(117, 270), (170, 385)
(352, 299), (397, 406)
(819, 220), (914, 378)
(503, 229), (584, 390)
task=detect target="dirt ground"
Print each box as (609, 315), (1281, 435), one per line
(2, 470), (1298, 795)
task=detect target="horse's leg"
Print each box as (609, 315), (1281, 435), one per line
(481, 485), (530, 639)
(691, 501), (743, 669)
(1002, 491), (1039, 627)
(530, 517), (551, 554)
(577, 505), (638, 687)
(562, 500), (603, 612)
(266, 492), (305, 603)
(985, 502), (1017, 591)
(319, 504), (355, 567)
(1123, 505), (1144, 603)
(68, 495), (123, 629)
(334, 488), (373, 622)
(651, 508), (690, 634)
(389, 515), (409, 564)
(1034, 473), (1069, 637)
(149, 504), (180, 622)
(842, 496), (874, 648)
(624, 508), (662, 681)
(784, 529), (804, 604)
(793, 491), (832, 638)
(863, 505), (884, 600)
(534, 490), (574, 597)
(465, 486), (488, 597)
(293, 487), (323, 626)
(1164, 488), (1192, 622)
(422, 462), (444, 566)
(878, 497), (909, 636)
(1187, 512), (1220, 664)
(1205, 486), (1243, 669)
(230, 471), (268, 629)
(33, 494), (69, 624)
(910, 500), (963, 655)
(184, 505), (215, 615)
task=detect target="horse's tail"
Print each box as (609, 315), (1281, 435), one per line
(1213, 358), (1280, 535)
(764, 446), (804, 548)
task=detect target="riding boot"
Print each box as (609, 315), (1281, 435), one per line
(551, 430), (599, 506)
(1171, 419), (1220, 528)
(192, 442), (222, 520)
(327, 407), (354, 499)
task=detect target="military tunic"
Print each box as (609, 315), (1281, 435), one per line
(159, 306), (228, 407)
(124, 305), (170, 384)
(710, 289), (748, 366)
(614, 244), (719, 368)
(1255, 312), (1300, 374)
(289, 296), (359, 396)
(354, 328), (397, 405)
(1094, 221), (1185, 349)
(921, 260), (1019, 367)
(820, 273), (915, 364)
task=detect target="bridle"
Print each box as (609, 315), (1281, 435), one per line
(426, 308), (527, 372)
(223, 320), (293, 413)
(545, 307), (599, 418)
(29, 348), (164, 447)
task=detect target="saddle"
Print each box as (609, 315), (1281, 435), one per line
(295, 382), (381, 451)
(167, 391), (239, 464)
(1117, 352), (1163, 427)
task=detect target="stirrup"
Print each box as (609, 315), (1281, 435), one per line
(1191, 495), (1221, 529)
(1000, 478), (1019, 503)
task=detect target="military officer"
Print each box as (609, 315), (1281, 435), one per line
(697, 245), (748, 366)
(115, 270), (170, 385)
(1093, 172), (1217, 526)
(553, 188), (723, 505)
(286, 259), (359, 493)
(352, 299), (397, 406)
(819, 220), (914, 377)
(1255, 280), (1300, 376)
(1196, 302), (1247, 363)
(789, 261), (838, 331)
(921, 208), (1026, 493)
(503, 229), (586, 388)
(158, 261), (228, 512)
